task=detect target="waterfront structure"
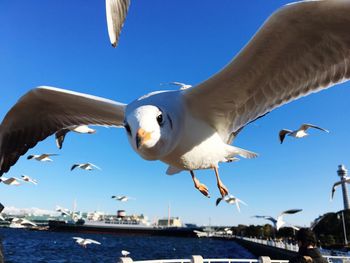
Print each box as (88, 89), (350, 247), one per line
(335, 165), (350, 210)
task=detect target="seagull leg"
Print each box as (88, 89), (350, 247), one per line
(190, 170), (210, 197)
(213, 166), (229, 197)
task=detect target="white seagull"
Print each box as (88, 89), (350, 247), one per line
(21, 175), (38, 185)
(111, 195), (134, 202)
(253, 209), (302, 231)
(106, 0), (130, 47)
(56, 205), (71, 216)
(1, 1), (350, 198)
(0, 176), (21, 186)
(330, 177), (350, 200)
(279, 124), (329, 144)
(216, 195), (247, 212)
(121, 250), (130, 257)
(27, 153), (58, 162)
(167, 82), (193, 90)
(55, 125), (96, 149)
(71, 163), (101, 171)
(73, 237), (101, 248)
(11, 217), (37, 227)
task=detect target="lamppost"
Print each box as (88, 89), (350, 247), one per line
(337, 211), (348, 246)
(337, 165), (350, 210)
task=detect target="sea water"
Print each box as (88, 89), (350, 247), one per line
(0, 228), (255, 263)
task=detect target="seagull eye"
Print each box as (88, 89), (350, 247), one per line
(157, 113), (164, 126)
(124, 123), (131, 135)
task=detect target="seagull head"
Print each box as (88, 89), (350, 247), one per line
(125, 105), (174, 159)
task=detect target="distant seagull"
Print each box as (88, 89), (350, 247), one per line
(111, 195), (134, 202)
(330, 177), (350, 200)
(11, 217), (37, 227)
(279, 124), (329, 144)
(21, 175), (38, 185)
(27, 153), (58, 162)
(106, 0), (130, 47)
(121, 250), (130, 257)
(253, 209), (302, 230)
(166, 82), (193, 90)
(2, 1), (350, 198)
(71, 163), (101, 171)
(0, 176), (21, 186)
(56, 205), (71, 216)
(216, 195), (247, 212)
(55, 125), (96, 149)
(73, 237), (101, 248)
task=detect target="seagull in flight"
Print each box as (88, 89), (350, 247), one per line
(71, 163), (101, 171)
(167, 82), (193, 90)
(21, 175), (38, 185)
(1, 1), (350, 198)
(216, 195), (247, 212)
(73, 237), (101, 248)
(106, 0), (130, 47)
(0, 176), (21, 186)
(330, 177), (350, 200)
(55, 125), (96, 149)
(111, 195), (134, 202)
(56, 205), (71, 216)
(27, 153), (58, 162)
(253, 209), (302, 231)
(279, 124), (329, 144)
(121, 250), (130, 257)
(11, 217), (37, 227)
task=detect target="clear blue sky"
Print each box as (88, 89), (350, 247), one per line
(0, 0), (349, 227)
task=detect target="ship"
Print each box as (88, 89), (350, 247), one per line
(48, 210), (201, 237)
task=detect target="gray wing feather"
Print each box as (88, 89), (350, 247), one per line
(184, 0), (350, 142)
(106, 0), (130, 47)
(0, 86), (126, 175)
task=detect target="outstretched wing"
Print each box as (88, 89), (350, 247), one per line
(331, 181), (342, 200)
(183, 0), (350, 142)
(279, 129), (292, 144)
(86, 239), (101, 245)
(106, 0), (130, 47)
(300, 124), (329, 133)
(280, 209), (302, 216)
(0, 86), (126, 176)
(253, 215), (277, 224)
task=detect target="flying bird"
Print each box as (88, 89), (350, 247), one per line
(121, 250), (130, 257)
(216, 195), (247, 212)
(73, 237), (101, 248)
(279, 124), (329, 144)
(21, 175), (38, 185)
(167, 82), (193, 90)
(71, 163), (101, 171)
(56, 205), (71, 216)
(11, 217), (37, 227)
(106, 0), (130, 47)
(330, 177), (350, 200)
(27, 154), (58, 162)
(0, 176), (21, 186)
(111, 195), (134, 202)
(55, 125), (96, 149)
(1, 1), (350, 198)
(253, 209), (302, 231)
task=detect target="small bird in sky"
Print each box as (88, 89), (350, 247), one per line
(216, 195), (247, 212)
(27, 153), (58, 162)
(121, 250), (130, 257)
(166, 82), (193, 90)
(73, 237), (101, 248)
(55, 125), (96, 149)
(106, 0), (130, 47)
(253, 209), (302, 230)
(0, 176), (21, 186)
(111, 195), (134, 202)
(21, 175), (38, 185)
(330, 177), (350, 200)
(71, 163), (101, 171)
(279, 124), (329, 144)
(56, 205), (71, 216)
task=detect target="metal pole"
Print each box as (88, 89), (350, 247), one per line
(341, 211), (348, 245)
(337, 165), (350, 210)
